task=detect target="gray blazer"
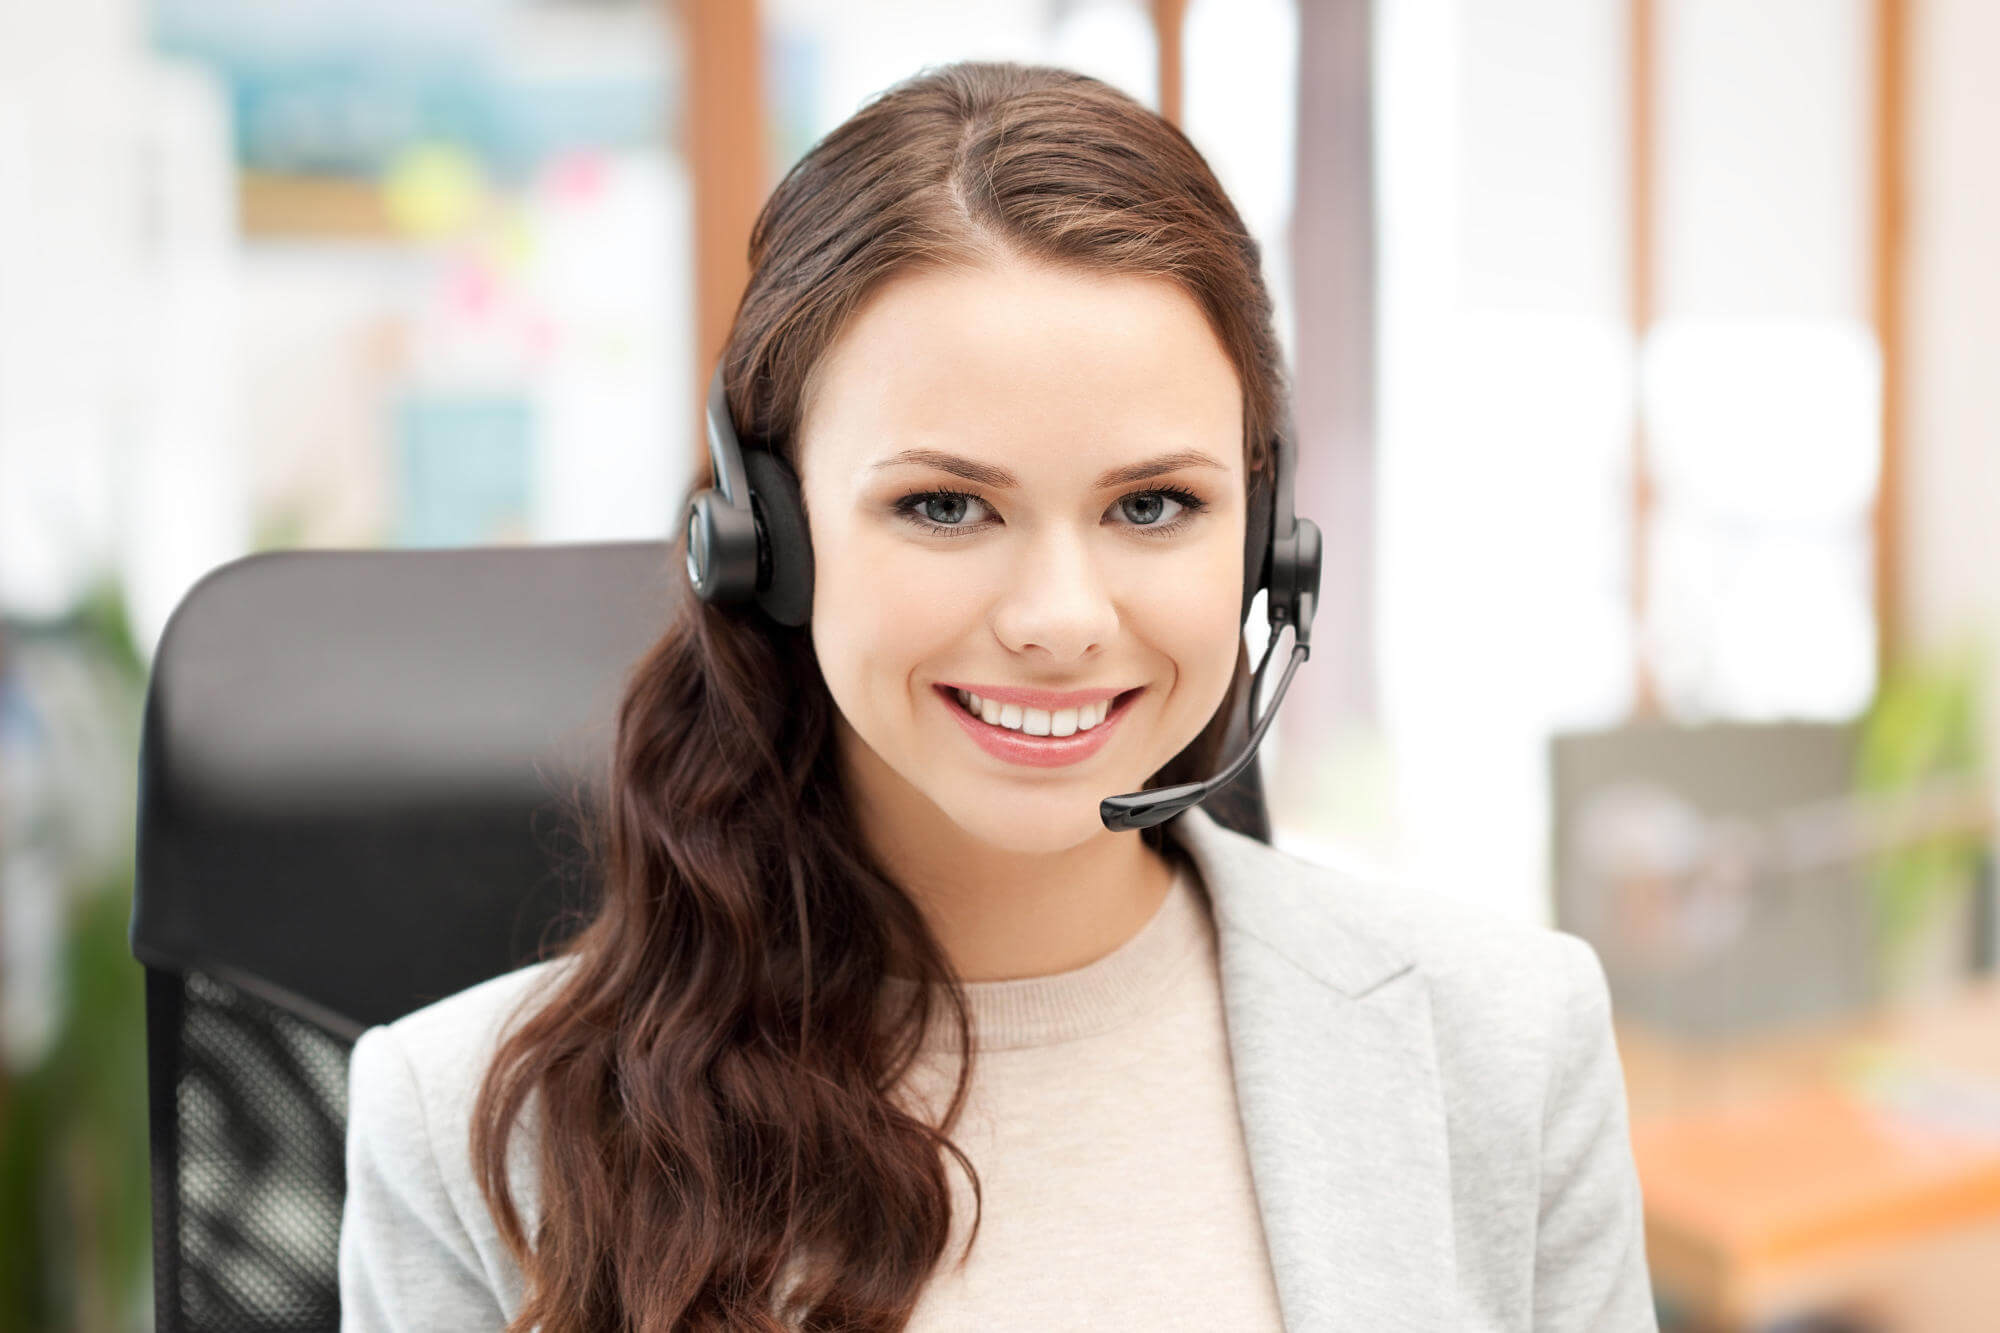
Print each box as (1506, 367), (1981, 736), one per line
(339, 804), (1659, 1331)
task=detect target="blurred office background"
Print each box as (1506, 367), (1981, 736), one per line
(2, 0), (1996, 1328)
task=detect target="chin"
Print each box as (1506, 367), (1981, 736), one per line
(935, 788), (1127, 853)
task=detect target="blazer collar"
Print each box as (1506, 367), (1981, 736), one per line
(1166, 805), (1460, 1332)
(1169, 805), (1416, 999)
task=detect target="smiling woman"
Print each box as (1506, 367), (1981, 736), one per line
(387, 60), (1296, 1333)
(448, 59), (1289, 1333)
(336, 56), (1656, 1333)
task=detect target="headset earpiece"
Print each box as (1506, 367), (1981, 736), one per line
(684, 365), (812, 627)
(742, 449), (813, 627)
(1246, 406), (1320, 652)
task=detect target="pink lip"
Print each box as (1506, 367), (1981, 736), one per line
(934, 684), (1143, 769)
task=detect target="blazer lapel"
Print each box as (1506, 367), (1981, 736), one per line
(1168, 807), (1459, 1332)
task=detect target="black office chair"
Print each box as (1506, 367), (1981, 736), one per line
(130, 540), (1271, 1332)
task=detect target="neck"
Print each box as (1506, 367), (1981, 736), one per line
(893, 832), (1178, 984)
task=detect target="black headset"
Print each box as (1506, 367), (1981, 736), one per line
(684, 362), (1322, 832)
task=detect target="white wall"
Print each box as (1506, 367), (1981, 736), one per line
(1906, 0), (2000, 792)
(0, 0), (252, 656)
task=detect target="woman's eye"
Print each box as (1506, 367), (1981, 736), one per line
(888, 490), (993, 537)
(1108, 487), (1207, 532)
(913, 493), (986, 528)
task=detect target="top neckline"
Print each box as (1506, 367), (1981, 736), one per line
(881, 852), (1212, 1053)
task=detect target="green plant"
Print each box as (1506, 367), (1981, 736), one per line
(0, 576), (154, 1331)
(1853, 632), (1993, 994)
(0, 866), (152, 1331)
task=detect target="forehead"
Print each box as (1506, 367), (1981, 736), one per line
(798, 259), (1243, 483)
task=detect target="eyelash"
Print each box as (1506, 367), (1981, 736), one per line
(892, 486), (1211, 541)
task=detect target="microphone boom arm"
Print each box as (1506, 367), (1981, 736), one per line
(1099, 622), (1308, 833)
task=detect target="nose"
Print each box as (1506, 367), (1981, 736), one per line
(989, 524), (1119, 662)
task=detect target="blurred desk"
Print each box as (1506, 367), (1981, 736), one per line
(1618, 975), (2000, 1332)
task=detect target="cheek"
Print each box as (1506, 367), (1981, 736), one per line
(809, 525), (968, 697)
(1159, 529), (1248, 708)
(1144, 558), (1243, 684)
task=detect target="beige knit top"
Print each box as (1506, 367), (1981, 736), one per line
(875, 856), (1288, 1330)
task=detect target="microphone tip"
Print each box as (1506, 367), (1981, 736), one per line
(1099, 783), (1209, 833)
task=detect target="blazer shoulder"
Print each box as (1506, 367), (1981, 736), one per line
(1294, 853), (1617, 1134)
(344, 955), (581, 1326)
(1199, 807), (1585, 1015)
(1216, 819), (1596, 1062)
(1280, 833), (1578, 973)
(1270, 850), (1654, 1327)
(352, 955), (577, 1226)
(374, 954), (578, 1152)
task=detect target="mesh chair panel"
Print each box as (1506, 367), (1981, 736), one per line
(149, 967), (351, 1332)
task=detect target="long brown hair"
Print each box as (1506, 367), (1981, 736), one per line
(468, 60), (1292, 1331)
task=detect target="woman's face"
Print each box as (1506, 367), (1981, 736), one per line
(797, 256), (1247, 857)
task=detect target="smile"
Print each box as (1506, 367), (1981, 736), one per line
(933, 684), (1144, 769)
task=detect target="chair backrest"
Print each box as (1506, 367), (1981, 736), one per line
(130, 540), (1271, 1332)
(132, 542), (672, 1332)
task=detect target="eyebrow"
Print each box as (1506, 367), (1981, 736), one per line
(869, 447), (1229, 490)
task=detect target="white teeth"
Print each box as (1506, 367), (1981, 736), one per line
(953, 690), (1118, 735)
